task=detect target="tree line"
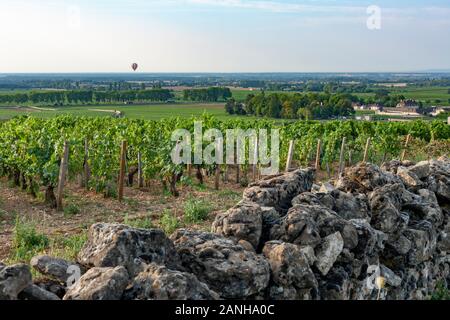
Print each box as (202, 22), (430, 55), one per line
(226, 92), (355, 120)
(0, 89), (174, 106)
(183, 87), (232, 102)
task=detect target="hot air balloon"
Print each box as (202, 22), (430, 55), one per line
(132, 63), (138, 71)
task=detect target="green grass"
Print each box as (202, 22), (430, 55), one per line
(8, 215), (88, 265)
(0, 86), (448, 121)
(353, 86), (450, 104)
(431, 281), (450, 300)
(49, 233), (88, 262)
(63, 203), (81, 217)
(0, 103), (258, 121)
(159, 210), (180, 235)
(11, 217), (49, 263)
(183, 198), (211, 223)
(393, 87), (450, 102)
(123, 212), (154, 229)
(217, 189), (241, 199)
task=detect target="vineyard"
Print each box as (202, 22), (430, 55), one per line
(0, 115), (449, 211)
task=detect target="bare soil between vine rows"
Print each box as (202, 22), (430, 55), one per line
(0, 175), (245, 262)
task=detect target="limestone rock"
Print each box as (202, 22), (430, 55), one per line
(314, 232), (344, 276)
(18, 284), (60, 300)
(171, 229), (270, 299)
(124, 263), (219, 300)
(31, 255), (83, 284)
(408, 161), (430, 179)
(270, 203), (358, 250)
(243, 169), (314, 213)
(397, 166), (422, 189)
(336, 162), (401, 193)
(212, 200), (262, 249)
(77, 223), (180, 276)
(63, 266), (129, 300)
(0, 264), (32, 300)
(262, 241), (317, 289)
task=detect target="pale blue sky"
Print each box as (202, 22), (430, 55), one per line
(1, 0), (449, 72)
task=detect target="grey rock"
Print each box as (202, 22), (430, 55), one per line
(124, 263), (219, 300)
(437, 219), (450, 253)
(397, 166), (422, 189)
(171, 229), (270, 299)
(243, 169), (314, 213)
(336, 162), (401, 193)
(63, 266), (129, 300)
(314, 232), (344, 276)
(318, 266), (353, 300)
(269, 204), (323, 248)
(332, 191), (371, 221)
(408, 161), (430, 179)
(426, 158), (450, 202)
(35, 280), (67, 299)
(212, 200), (262, 249)
(19, 284), (60, 300)
(350, 219), (387, 259)
(270, 203), (358, 250)
(30, 255), (83, 284)
(380, 265), (402, 287)
(238, 239), (256, 252)
(403, 228), (437, 266)
(78, 223), (180, 276)
(369, 183), (409, 234)
(260, 206), (280, 246)
(0, 264), (32, 300)
(319, 182), (336, 193)
(262, 241), (317, 289)
(299, 246), (317, 265)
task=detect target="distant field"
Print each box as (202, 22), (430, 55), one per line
(0, 103), (257, 121)
(391, 87), (450, 102)
(353, 87), (450, 102)
(0, 86), (448, 121)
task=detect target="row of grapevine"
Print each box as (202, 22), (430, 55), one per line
(0, 115), (448, 208)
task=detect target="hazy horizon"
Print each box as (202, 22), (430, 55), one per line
(1, 0), (450, 73)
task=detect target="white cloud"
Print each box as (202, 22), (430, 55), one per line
(185, 0), (365, 13)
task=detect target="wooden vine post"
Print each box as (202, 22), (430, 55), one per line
(118, 140), (127, 201)
(401, 134), (411, 161)
(84, 138), (90, 190)
(236, 164), (240, 184)
(56, 141), (69, 211)
(187, 164), (192, 178)
(315, 139), (321, 171)
(252, 138), (258, 181)
(235, 149), (240, 184)
(137, 151), (144, 188)
(214, 165), (220, 190)
(224, 164), (229, 183)
(285, 140), (295, 172)
(363, 137), (371, 163)
(338, 137), (346, 177)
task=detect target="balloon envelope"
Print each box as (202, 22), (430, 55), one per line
(132, 63), (138, 71)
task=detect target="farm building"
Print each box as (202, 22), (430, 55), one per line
(396, 99), (420, 109)
(376, 107), (421, 117)
(431, 106), (450, 117)
(368, 104), (383, 111)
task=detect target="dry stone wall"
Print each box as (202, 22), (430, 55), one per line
(1, 157), (449, 300)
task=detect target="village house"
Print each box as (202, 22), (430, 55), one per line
(368, 103), (383, 111)
(376, 107), (421, 117)
(396, 99), (420, 109)
(431, 106), (450, 117)
(375, 99), (422, 118)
